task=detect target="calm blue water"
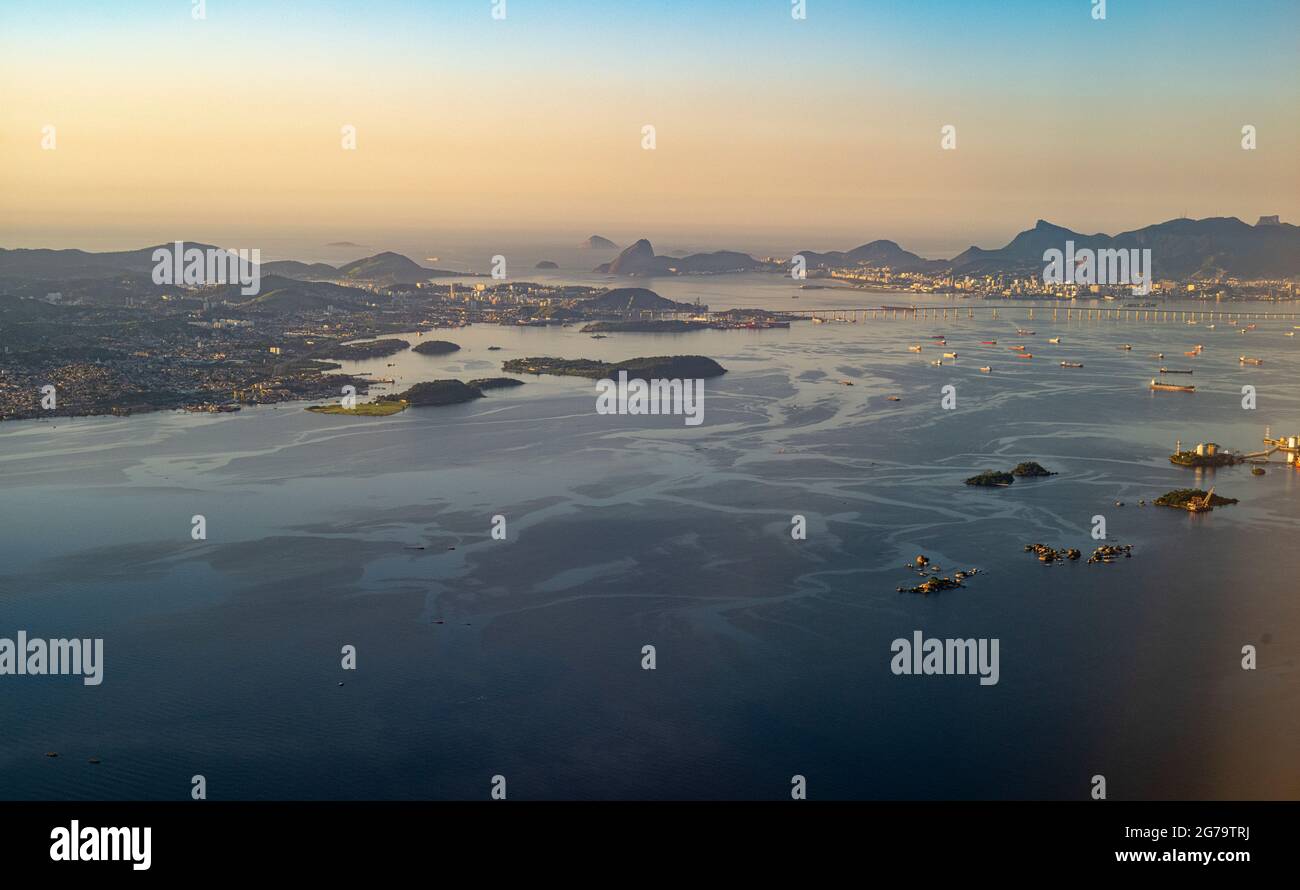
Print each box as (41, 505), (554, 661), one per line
(2, 289), (1298, 799)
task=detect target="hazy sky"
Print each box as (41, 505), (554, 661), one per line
(2, 0), (1297, 256)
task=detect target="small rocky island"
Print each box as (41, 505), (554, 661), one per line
(502, 355), (727, 380)
(535, 260), (559, 269)
(965, 470), (1015, 487)
(411, 340), (461, 356)
(895, 554), (981, 594)
(1024, 543), (1133, 564)
(966, 461), (1057, 486)
(322, 338), (410, 360)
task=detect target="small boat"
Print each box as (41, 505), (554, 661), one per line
(981, 340), (997, 345)
(1151, 379), (1195, 392)
(1151, 353), (1164, 359)
(487, 346), (502, 351)
(1017, 353), (1034, 359)
(908, 345), (923, 352)
(1159, 368), (1193, 374)
(839, 379), (855, 386)
(929, 335), (947, 340)
(1183, 350), (1199, 357)
(1017, 329), (1035, 335)
(1009, 345), (1027, 352)
(943, 352), (958, 359)
(1252, 466), (1266, 476)
(930, 359), (944, 366)
(1207, 324), (1215, 329)
(1060, 361), (1083, 368)
(1048, 337), (1062, 344)
(979, 366), (992, 373)
(886, 395), (902, 402)
(1286, 331), (1296, 337)
(1247, 324), (1257, 330)
(1120, 344), (1133, 351)
(1239, 356), (1263, 365)
(591, 334), (607, 339)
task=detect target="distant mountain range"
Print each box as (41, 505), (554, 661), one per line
(943, 217), (1300, 280)
(0, 246), (466, 288)
(595, 216), (1299, 280)
(3, 216), (1296, 293)
(265, 251), (464, 284)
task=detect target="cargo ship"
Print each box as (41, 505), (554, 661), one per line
(1239, 356), (1263, 366)
(1151, 379), (1195, 392)
(1060, 361), (1083, 368)
(1159, 368), (1193, 374)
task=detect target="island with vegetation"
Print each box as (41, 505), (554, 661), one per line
(1169, 449), (1241, 468)
(321, 338), (410, 360)
(306, 375), (526, 417)
(1154, 489), (1239, 509)
(502, 355), (726, 380)
(379, 380), (483, 407)
(965, 470), (1015, 487)
(965, 461), (1056, 486)
(307, 400), (409, 417)
(411, 340), (461, 356)
(467, 377), (525, 390)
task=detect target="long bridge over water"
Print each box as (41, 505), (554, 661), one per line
(773, 305), (1298, 324)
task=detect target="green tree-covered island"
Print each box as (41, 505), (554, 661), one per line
(307, 377), (523, 416)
